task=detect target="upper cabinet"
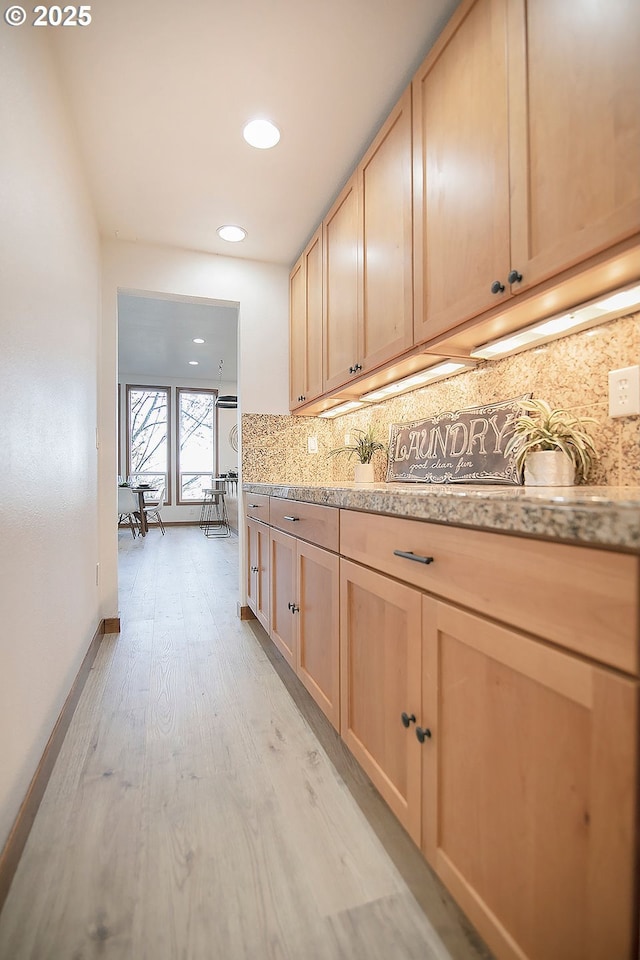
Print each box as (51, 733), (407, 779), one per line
(323, 175), (361, 393)
(322, 89), (414, 396)
(413, 0), (511, 343)
(507, 0), (640, 292)
(414, 0), (640, 344)
(289, 226), (323, 409)
(359, 87), (414, 372)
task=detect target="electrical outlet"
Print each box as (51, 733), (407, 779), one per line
(609, 365), (640, 417)
(307, 436), (318, 454)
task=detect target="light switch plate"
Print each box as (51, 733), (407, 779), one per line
(307, 436), (318, 454)
(609, 365), (640, 417)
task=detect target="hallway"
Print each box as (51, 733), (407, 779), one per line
(0, 527), (489, 960)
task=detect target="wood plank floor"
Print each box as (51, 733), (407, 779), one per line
(0, 526), (492, 960)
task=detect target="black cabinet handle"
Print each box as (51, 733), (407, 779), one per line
(508, 269), (523, 284)
(401, 712), (416, 728)
(393, 550), (434, 565)
(491, 280), (505, 295)
(283, 516), (299, 522)
(416, 726), (432, 743)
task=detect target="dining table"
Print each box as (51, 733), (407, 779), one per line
(127, 485), (158, 537)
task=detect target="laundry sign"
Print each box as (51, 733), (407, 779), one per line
(386, 395), (531, 484)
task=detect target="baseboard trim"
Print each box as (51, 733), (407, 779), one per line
(0, 618), (107, 914)
(103, 617), (121, 634)
(237, 603), (256, 621)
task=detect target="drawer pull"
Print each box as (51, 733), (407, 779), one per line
(393, 550), (434, 565)
(248, 504), (262, 508)
(283, 516), (300, 522)
(401, 712), (416, 728)
(416, 726), (432, 743)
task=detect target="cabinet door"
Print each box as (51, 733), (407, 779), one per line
(340, 559), (422, 842)
(413, 0), (511, 342)
(508, 0), (640, 292)
(290, 227), (324, 410)
(323, 175), (360, 392)
(269, 528), (297, 668)
(296, 541), (340, 730)
(254, 520), (270, 632)
(246, 518), (257, 612)
(422, 597), (638, 960)
(304, 226), (323, 402)
(289, 255), (306, 408)
(246, 519), (269, 629)
(359, 86), (414, 367)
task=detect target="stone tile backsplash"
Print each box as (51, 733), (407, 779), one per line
(243, 312), (640, 486)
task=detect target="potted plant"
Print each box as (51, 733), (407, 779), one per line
(329, 425), (387, 483)
(504, 398), (598, 486)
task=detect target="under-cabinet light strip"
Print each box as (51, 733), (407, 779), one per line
(471, 282), (640, 360)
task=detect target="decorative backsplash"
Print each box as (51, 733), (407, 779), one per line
(243, 311), (640, 487)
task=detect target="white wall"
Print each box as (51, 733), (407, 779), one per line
(117, 373), (239, 523)
(0, 30), (101, 850)
(100, 241), (289, 617)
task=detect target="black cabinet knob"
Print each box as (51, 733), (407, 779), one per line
(288, 602), (299, 614)
(401, 712), (416, 728)
(416, 726), (432, 743)
(508, 269), (523, 284)
(491, 280), (505, 295)
(353, 363), (362, 372)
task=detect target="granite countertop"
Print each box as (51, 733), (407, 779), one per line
(243, 482), (640, 552)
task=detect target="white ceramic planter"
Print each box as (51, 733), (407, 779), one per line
(354, 463), (375, 484)
(524, 450), (575, 486)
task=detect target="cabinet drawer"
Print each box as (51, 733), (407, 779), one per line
(270, 498), (339, 552)
(244, 492), (270, 522)
(340, 510), (639, 674)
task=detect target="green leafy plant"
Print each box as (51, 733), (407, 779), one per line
(504, 398), (598, 481)
(328, 425), (387, 465)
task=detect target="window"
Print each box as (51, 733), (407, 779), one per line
(127, 386), (170, 500)
(177, 388), (217, 502)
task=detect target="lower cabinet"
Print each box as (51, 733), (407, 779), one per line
(421, 597), (639, 960)
(270, 528), (340, 729)
(246, 517), (269, 631)
(340, 559), (422, 842)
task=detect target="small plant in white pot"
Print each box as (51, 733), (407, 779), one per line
(504, 398), (598, 486)
(329, 425), (387, 483)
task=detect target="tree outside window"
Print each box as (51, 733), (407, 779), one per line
(177, 388), (216, 501)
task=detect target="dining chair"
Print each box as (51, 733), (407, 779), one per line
(118, 487), (139, 538)
(143, 485), (166, 534)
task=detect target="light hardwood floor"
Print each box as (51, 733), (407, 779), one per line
(0, 526), (491, 960)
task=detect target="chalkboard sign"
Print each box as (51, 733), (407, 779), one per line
(386, 395), (530, 485)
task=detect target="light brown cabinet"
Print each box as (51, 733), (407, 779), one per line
(269, 527), (297, 669)
(246, 516), (269, 632)
(248, 500), (341, 728)
(321, 88), (414, 397)
(507, 0), (640, 293)
(421, 597), (639, 960)
(322, 175), (360, 393)
(340, 558), (422, 842)
(290, 226), (323, 409)
(413, 0), (511, 341)
(339, 504), (640, 960)
(413, 0), (640, 343)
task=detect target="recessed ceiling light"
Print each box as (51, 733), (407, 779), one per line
(189, 360), (199, 366)
(217, 225), (247, 243)
(243, 118), (281, 149)
(193, 337), (205, 344)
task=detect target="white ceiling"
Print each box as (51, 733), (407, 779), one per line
(50, 0), (460, 267)
(118, 293), (238, 381)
